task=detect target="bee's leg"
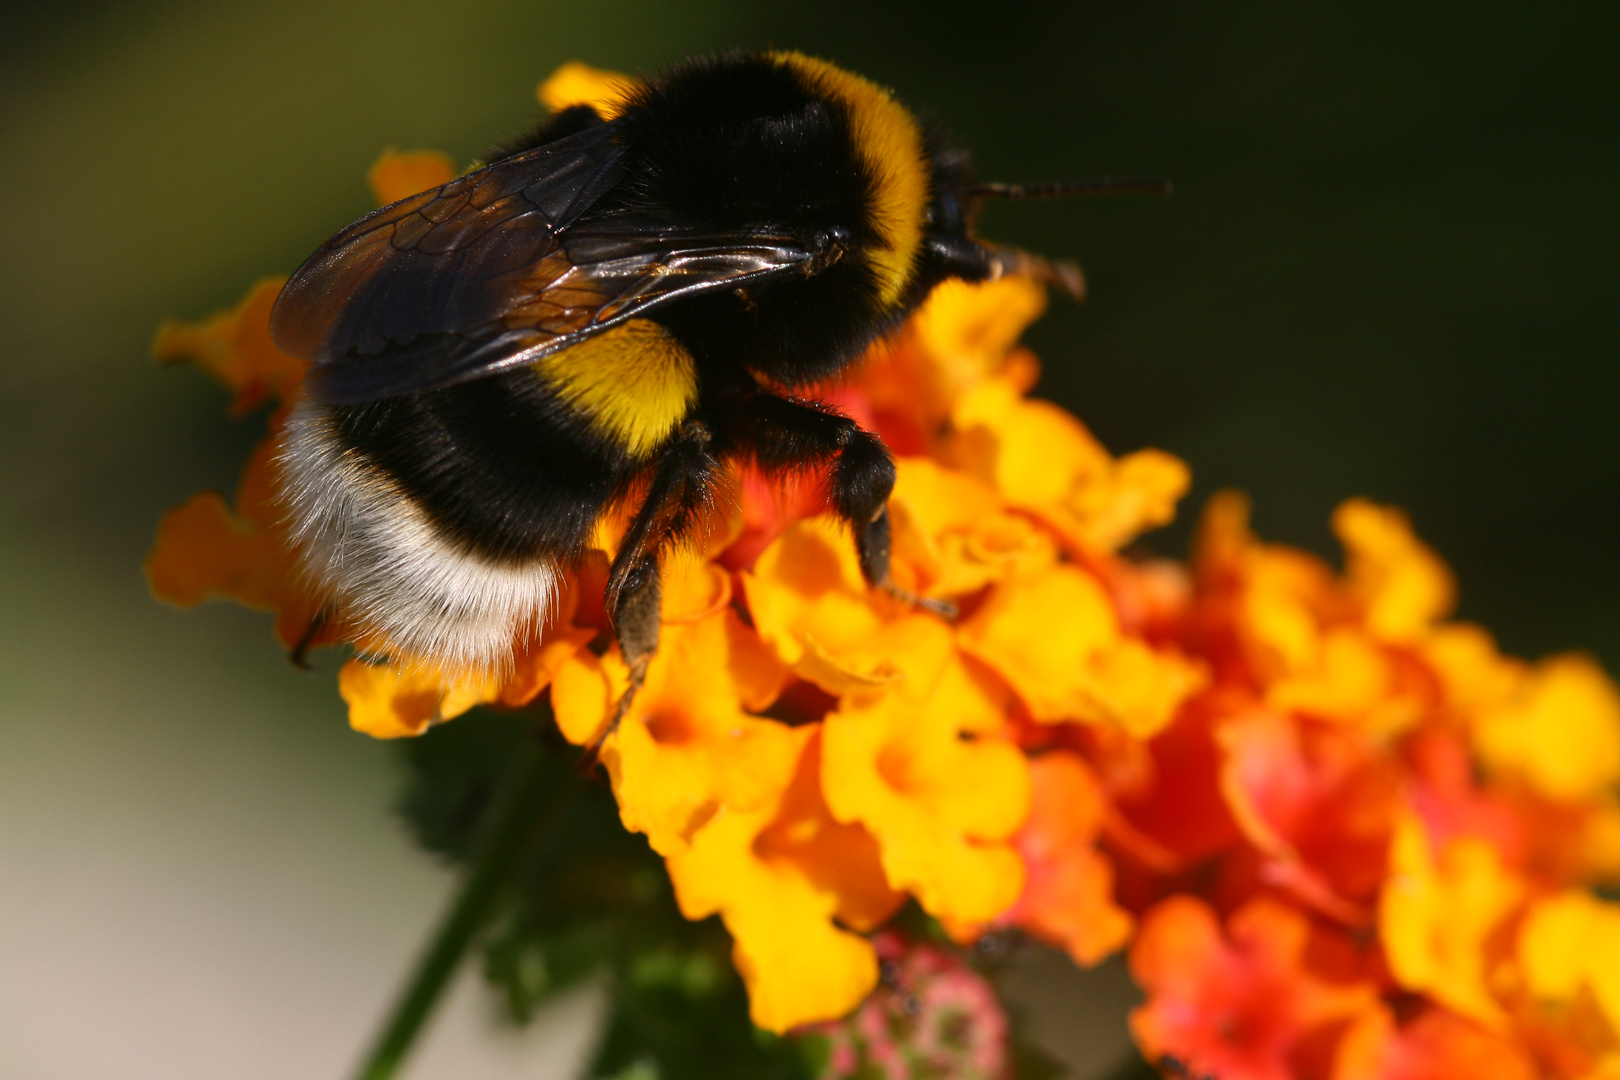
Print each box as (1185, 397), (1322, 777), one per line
(723, 394), (955, 617)
(287, 608), (329, 670)
(599, 549), (660, 739)
(581, 421), (720, 768)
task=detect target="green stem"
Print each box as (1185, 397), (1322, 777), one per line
(352, 735), (577, 1080)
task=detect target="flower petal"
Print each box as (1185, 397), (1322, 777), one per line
(552, 608), (793, 855)
(145, 419), (330, 653)
(366, 149), (457, 206)
(1379, 814), (1524, 1028)
(822, 629), (1030, 924)
(1333, 1006), (1539, 1080)
(958, 562), (1203, 735)
(1332, 499), (1455, 642)
(536, 61), (638, 117)
(1218, 710), (1401, 921)
(667, 727), (902, 1033)
(1130, 895), (1377, 1080)
(152, 278), (304, 415)
(744, 515), (946, 693)
(1004, 751), (1133, 965)
(1474, 653), (1620, 804)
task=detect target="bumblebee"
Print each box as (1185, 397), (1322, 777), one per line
(273, 51), (1134, 714)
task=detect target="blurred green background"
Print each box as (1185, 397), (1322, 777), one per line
(1, 1), (1615, 1077)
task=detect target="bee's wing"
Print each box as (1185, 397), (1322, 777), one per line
(270, 123), (826, 405)
(270, 123), (627, 372)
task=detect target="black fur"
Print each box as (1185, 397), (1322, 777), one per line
(484, 103), (606, 164)
(332, 368), (637, 563)
(605, 55), (898, 388)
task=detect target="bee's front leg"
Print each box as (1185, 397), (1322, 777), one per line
(722, 392), (955, 617)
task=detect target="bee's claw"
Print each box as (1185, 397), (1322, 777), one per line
(882, 581), (959, 621)
(575, 654), (650, 776)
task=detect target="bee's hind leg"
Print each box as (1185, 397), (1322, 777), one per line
(578, 552), (661, 771)
(580, 421), (720, 770)
(608, 553), (662, 722)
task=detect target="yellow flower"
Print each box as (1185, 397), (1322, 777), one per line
(821, 620), (1030, 924)
(1519, 890), (1620, 1034)
(666, 726), (903, 1033)
(1380, 813), (1525, 1028)
(1333, 498), (1456, 643)
(551, 603), (792, 856)
(888, 457), (1055, 598)
(1422, 622), (1525, 717)
(856, 275), (1047, 448)
(341, 608), (596, 738)
(957, 561), (1204, 737)
(743, 514), (944, 694)
(1475, 654), (1620, 804)
(536, 60), (639, 117)
(947, 375), (1189, 555)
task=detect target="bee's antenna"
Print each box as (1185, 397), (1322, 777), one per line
(971, 177), (1173, 199)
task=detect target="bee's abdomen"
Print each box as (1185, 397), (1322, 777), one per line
(278, 369), (637, 672)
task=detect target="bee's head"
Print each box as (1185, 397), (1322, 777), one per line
(915, 135), (1170, 305)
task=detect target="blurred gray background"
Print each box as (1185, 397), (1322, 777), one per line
(1, 1), (1615, 1076)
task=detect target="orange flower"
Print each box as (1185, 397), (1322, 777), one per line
(666, 726), (903, 1033)
(946, 374), (1190, 556)
(1193, 493), (1440, 738)
(152, 59), (1620, 1055)
(367, 149), (457, 206)
(856, 276), (1047, 452)
(1129, 895), (1377, 1080)
(1104, 690), (1244, 875)
(146, 412), (334, 655)
(1003, 750), (1134, 965)
(152, 278), (303, 416)
(1334, 1006), (1539, 1080)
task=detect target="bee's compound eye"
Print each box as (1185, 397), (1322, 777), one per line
(808, 225), (853, 272)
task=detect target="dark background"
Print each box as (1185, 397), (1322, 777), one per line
(0, 2), (1615, 1076)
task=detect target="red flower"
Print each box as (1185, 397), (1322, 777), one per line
(1130, 895), (1377, 1080)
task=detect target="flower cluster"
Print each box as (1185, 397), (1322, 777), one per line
(149, 64), (1620, 1078)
